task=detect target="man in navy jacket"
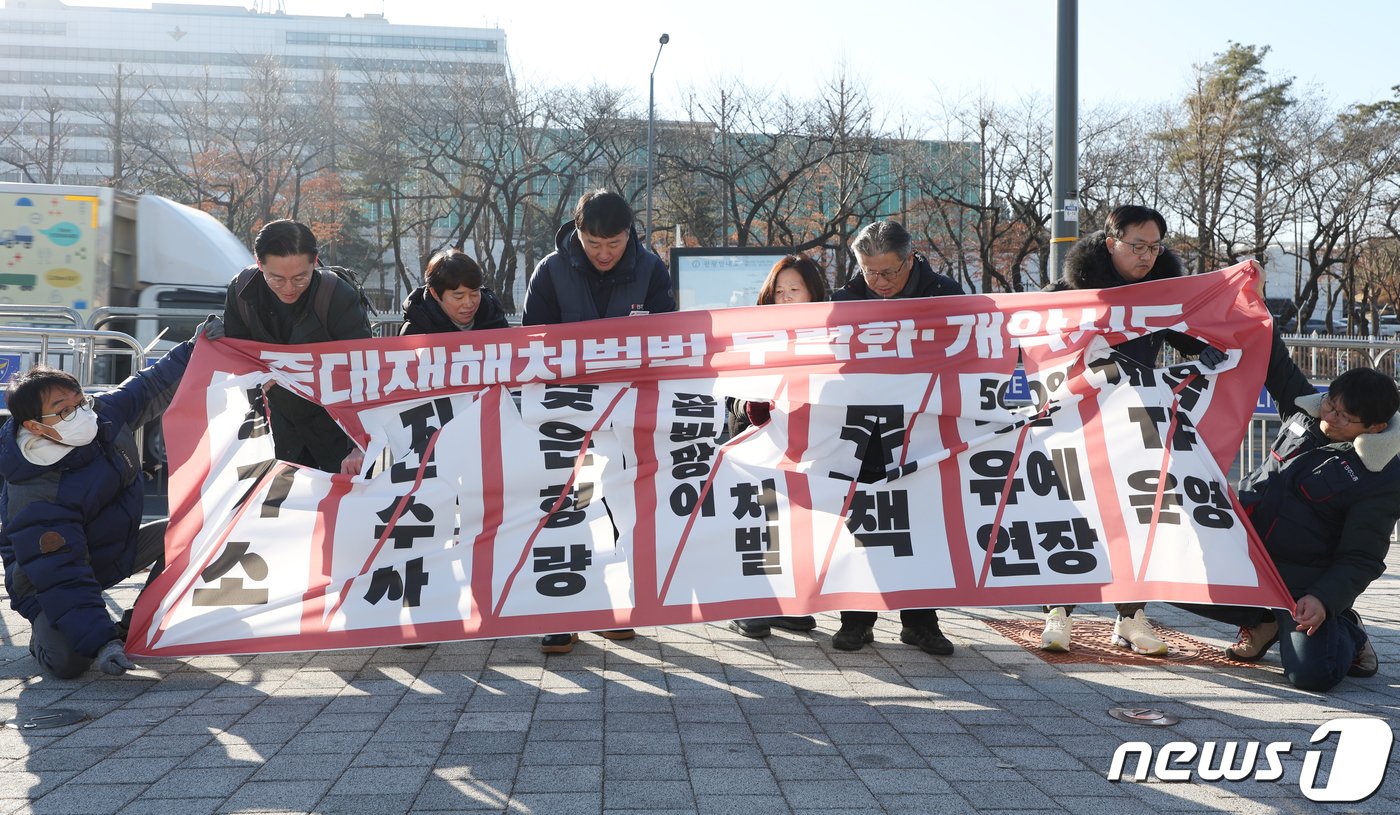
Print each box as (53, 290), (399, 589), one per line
(522, 190), (675, 654)
(0, 320), (218, 678)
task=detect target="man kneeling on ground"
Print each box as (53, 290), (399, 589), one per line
(1186, 329), (1399, 692)
(0, 319), (220, 678)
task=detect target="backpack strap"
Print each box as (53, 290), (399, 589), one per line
(233, 265), (260, 330)
(312, 267), (339, 326)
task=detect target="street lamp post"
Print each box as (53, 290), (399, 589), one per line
(645, 33), (670, 251)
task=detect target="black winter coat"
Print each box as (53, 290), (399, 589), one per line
(831, 254), (962, 302)
(223, 266), (372, 470)
(399, 285), (509, 335)
(1239, 332), (1400, 616)
(1047, 231), (1206, 367)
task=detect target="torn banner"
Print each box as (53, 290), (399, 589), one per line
(127, 262), (1291, 657)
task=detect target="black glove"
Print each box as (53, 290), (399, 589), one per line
(1198, 345), (1227, 370)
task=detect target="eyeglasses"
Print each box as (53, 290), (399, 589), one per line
(38, 395), (93, 422)
(1114, 240), (1166, 257)
(1321, 395), (1362, 427)
(264, 271), (312, 289)
(860, 257), (908, 283)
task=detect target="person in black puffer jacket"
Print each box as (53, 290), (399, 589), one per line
(829, 220), (965, 659)
(400, 249), (509, 335)
(1180, 322), (1400, 691)
(0, 321), (219, 678)
(724, 254), (830, 641)
(223, 220), (372, 474)
(521, 190), (676, 655)
(1039, 205), (1225, 657)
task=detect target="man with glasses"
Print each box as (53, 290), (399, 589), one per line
(1182, 321), (1400, 692)
(224, 220), (372, 473)
(522, 189), (675, 654)
(0, 319), (221, 677)
(829, 220), (964, 656)
(1039, 205), (1225, 655)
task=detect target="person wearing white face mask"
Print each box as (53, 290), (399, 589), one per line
(0, 317), (221, 678)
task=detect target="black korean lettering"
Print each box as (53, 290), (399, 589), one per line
(669, 483), (716, 517)
(539, 421), (594, 469)
(731, 479), (778, 521)
(541, 384), (600, 411)
(1036, 517), (1100, 575)
(1126, 470), (1183, 525)
(967, 450), (1025, 506)
(845, 489), (913, 557)
(830, 405), (908, 482)
(1126, 406), (1166, 449)
(1163, 366), (1209, 411)
(735, 526), (781, 576)
(192, 541), (269, 606)
(1126, 406), (1198, 452)
(975, 521), (1039, 576)
(533, 544), (592, 597)
(670, 421), (717, 442)
(672, 393), (717, 418)
(670, 441), (716, 479)
(1183, 476), (1234, 529)
(1025, 448), (1086, 501)
(390, 398), (454, 483)
(237, 387), (271, 440)
(234, 459), (298, 519)
(363, 557), (428, 607)
(374, 495), (437, 549)
(233, 459), (277, 510)
(540, 482), (595, 528)
(536, 572), (586, 597)
(258, 467), (297, 519)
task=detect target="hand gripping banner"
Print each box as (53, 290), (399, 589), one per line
(127, 263), (1292, 656)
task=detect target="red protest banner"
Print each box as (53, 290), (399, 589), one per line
(127, 263), (1290, 657)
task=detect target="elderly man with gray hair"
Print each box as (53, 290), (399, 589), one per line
(829, 220), (965, 656)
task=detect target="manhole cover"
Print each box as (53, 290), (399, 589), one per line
(1109, 707), (1180, 726)
(4, 709), (88, 730)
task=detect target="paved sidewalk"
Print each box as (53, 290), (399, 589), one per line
(3, 550), (1399, 815)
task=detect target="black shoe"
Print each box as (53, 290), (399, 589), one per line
(728, 619), (771, 639)
(768, 615), (818, 632)
(540, 633), (578, 654)
(1345, 612), (1378, 678)
(596, 629), (635, 641)
(900, 623), (954, 656)
(832, 624), (874, 651)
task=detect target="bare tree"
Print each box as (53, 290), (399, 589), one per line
(0, 91), (71, 183)
(912, 93), (1052, 293)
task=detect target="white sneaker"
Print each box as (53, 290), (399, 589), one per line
(1112, 609), (1168, 656)
(1041, 607), (1071, 651)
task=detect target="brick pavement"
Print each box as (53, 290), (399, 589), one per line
(3, 549), (1399, 815)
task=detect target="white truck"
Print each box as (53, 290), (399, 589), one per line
(0, 182), (252, 349)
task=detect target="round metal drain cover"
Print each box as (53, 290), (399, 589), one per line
(4, 709), (88, 730)
(1109, 707), (1179, 726)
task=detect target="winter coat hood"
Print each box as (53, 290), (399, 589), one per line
(1056, 230), (1185, 291)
